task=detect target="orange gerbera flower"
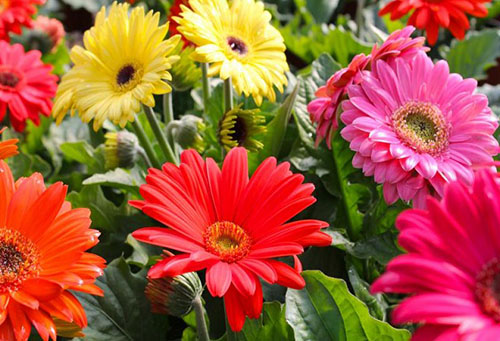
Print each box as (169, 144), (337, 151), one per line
(0, 161), (105, 341)
(0, 128), (18, 160)
(379, 0), (491, 45)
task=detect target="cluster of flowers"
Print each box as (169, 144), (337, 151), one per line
(0, 0), (498, 340)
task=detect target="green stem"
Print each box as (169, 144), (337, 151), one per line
(355, 0), (366, 37)
(192, 296), (210, 341)
(223, 78), (233, 113)
(224, 298), (237, 341)
(163, 92), (174, 126)
(143, 104), (178, 165)
(201, 63), (211, 115)
(136, 146), (153, 168)
(131, 119), (161, 169)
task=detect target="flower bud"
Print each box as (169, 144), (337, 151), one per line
(145, 272), (203, 317)
(104, 131), (140, 169)
(32, 16), (65, 52)
(168, 115), (206, 153)
(169, 45), (201, 91)
(218, 104), (266, 152)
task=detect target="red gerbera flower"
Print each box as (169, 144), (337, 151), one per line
(131, 147), (332, 331)
(0, 127), (17, 159)
(168, 0), (193, 47)
(0, 161), (106, 341)
(0, 0), (44, 41)
(379, 0), (491, 45)
(0, 41), (57, 132)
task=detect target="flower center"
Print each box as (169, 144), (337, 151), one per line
(227, 37), (248, 56)
(392, 101), (449, 155)
(115, 63), (143, 92)
(0, 71), (20, 89)
(203, 221), (252, 263)
(0, 228), (40, 293)
(476, 259), (500, 322)
(230, 117), (247, 146)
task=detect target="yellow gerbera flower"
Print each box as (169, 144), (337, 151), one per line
(175, 0), (289, 106)
(53, 2), (181, 130)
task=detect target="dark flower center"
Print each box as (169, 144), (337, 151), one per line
(0, 244), (24, 276)
(227, 37), (248, 55)
(116, 65), (136, 86)
(203, 221), (252, 263)
(230, 117), (247, 146)
(476, 259), (500, 322)
(0, 71), (19, 88)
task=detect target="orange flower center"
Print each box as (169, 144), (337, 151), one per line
(0, 228), (40, 293)
(392, 101), (449, 155)
(203, 221), (252, 263)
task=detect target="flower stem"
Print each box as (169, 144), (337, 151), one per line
(131, 119), (161, 169)
(201, 63), (211, 115)
(356, 0), (366, 37)
(224, 298), (237, 341)
(192, 296), (210, 341)
(163, 92), (174, 126)
(223, 78), (233, 113)
(136, 146), (153, 168)
(143, 104), (179, 165)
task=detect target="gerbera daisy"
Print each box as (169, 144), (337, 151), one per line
(308, 26), (427, 148)
(0, 0), (44, 41)
(0, 127), (17, 159)
(340, 51), (498, 208)
(175, 0), (289, 106)
(218, 105), (266, 152)
(372, 170), (500, 340)
(52, 2), (181, 130)
(131, 147), (332, 331)
(0, 41), (57, 132)
(32, 15), (65, 52)
(379, 0), (490, 45)
(0, 160), (105, 340)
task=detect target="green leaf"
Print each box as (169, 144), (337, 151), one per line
(83, 168), (142, 197)
(306, 0), (339, 23)
(442, 29), (500, 80)
(66, 185), (127, 232)
(41, 40), (71, 76)
(248, 81), (301, 172)
(74, 258), (168, 341)
(347, 264), (387, 321)
(60, 141), (105, 174)
(285, 271), (410, 341)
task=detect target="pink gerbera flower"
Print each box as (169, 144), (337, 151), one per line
(131, 147), (331, 331)
(340, 51), (498, 207)
(0, 41), (57, 131)
(371, 170), (500, 340)
(0, 0), (44, 41)
(308, 26), (427, 148)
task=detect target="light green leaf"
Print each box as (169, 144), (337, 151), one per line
(306, 0), (339, 23)
(442, 29), (500, 80)
(83, 168), (142, 197)
(60, 141), (105, 174)
(285, 271), (410, 341)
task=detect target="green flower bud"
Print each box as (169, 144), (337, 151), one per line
(11, 29), (53, 55)
(104, 131), (140, 169)
(145, 272), (203, 317)
(168, 115), (206, 153)
(169, 45), (202, 91)
(218, 104), (267, 152)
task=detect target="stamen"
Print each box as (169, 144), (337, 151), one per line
(0, 71), (20, 89)
(476, 258), (500, 322)
(0, 228), (40, 293)
(227, 37), (248, 56)
(230, 117), (247, 145)
(204, 221), (252, 263)
(392, 101), (449, 155)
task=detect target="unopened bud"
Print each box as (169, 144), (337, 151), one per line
(104, 131), (140, 169)
(168, 115), (206, 153)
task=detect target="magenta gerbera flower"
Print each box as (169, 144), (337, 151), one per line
(371, 170), (500, 340)
(340, 51), (498, 208)
(308, 26), (427, 148)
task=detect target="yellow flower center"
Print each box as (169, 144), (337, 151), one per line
(203, 221), (252, 263)
(0, 228), (40, 293)
(392, 101), (449, 155)
(476, 258), (500, 322)
(115, 63), (144, 92)
(226, 36), (248, 57)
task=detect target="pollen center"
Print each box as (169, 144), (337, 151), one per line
(115, 63), (143, 92)
(476, 259), (500, 322)
(0, 71), (19, 89)
(204, 221), (252, 263)
(230, 117), (247, 145)
(227, 37), (248, 56)
(392, 101), (449, 155)
(0, 228), (40, 293)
